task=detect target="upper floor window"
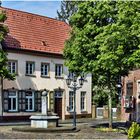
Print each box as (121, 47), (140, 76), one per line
(55, 64), (63, 77)
(41, 63), (50, 77)
(8, 60), (17, 74)
(81, 91), (86, 111)
(26, 61), (35, 75)
(126, 82), (133, 96)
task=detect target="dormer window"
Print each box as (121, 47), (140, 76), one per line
(42, 41), (47, 46)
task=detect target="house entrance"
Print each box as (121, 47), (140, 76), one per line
(54, 91), (63, 119)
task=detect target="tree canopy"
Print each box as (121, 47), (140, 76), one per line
(0, 9), (15, 80)
(64, 1), (140, 128)
(64, 1), (140, 87)
(56, 0), (78, 23)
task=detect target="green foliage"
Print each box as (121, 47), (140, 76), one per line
(0, 10), (14, 80)
(128, 122), (140, 139)
(93, 85), (118, 107)
(64, 1), (140, 128)
(64, 1), (140, 81)
(56, 0), (79, 23)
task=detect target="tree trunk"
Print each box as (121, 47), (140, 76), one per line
(108, 92), (112, 129)
(0, 77), (3, 121)
(107, 72), (112, 129)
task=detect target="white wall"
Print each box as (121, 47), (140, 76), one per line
(3, 52), (92, 117)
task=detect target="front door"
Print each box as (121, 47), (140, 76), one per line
(54, 91), (63, 119)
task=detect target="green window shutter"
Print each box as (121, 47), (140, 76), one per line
(21, 91), (26, 111)
(49, 91), (54, 112)
(3, 90), (8, 112)
(18, 91), (22, 112)
(34, 91), (41, 112)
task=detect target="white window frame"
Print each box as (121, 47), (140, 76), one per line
(55, 64), (63, 77)
(81, 91), (86, 111)
(8, 91), (18, 112)
(25, 91), (34, 111)
(69, 91), (74, 112)
(41, 63), (50, 77)
(26, 61), (35, 75)
(8, 60), (17, 74)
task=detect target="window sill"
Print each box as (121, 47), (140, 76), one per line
(68, 110), (74, 113)
(7, 110), (18, 113)
(55, 76), (64, 79)
(25, 74), (36, 77)
(41, 75), (50, 78)
(81, 110), (87, 113)
(25, 110), (35, 112)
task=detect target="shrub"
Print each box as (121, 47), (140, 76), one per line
(128, 122), (140, 139)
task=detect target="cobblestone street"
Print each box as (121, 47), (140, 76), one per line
(0, 123), (127, 139)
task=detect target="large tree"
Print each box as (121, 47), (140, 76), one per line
(64, 1), (140, 129)
(0, 9), (15, 119)
(56, 0), (78, 23)
(0, 10), (14, 80)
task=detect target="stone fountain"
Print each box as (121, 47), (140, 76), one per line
(30, 90), (59, 128)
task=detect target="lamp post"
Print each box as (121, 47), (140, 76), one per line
(66, 73), (84, 128)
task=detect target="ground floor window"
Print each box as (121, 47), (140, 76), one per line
(81, 91), (86, 111)
(3, 90), (41, 112)
(69, 91), (74, 112)
(25, 91), (34, 111)
(8, 91), (18, 112)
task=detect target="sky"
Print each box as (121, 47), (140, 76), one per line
(1, 1), (61, 18)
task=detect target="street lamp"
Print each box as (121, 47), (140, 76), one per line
(66, 73), (84, 128)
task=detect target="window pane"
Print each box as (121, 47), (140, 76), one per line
(13, 98), (16, 110)
(81, 92), (86, 111)
(69, 91), (74, 111)
(30, 98), (33, 110)
(55, 65), (57, 76)
(41, 63), (49, 76)
(8, 61), (17, 74)
(26, 63), (28, 74)
(9, 91), (16, 96)
(55, 65), (62, 77)
(8, 98), (11, 110)
(8, 91), (17, 111)
(25, 98), (28, 110)
(25, 91), (34, 111)
(26, 62), (34, 75)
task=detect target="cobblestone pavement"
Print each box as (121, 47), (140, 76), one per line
(0, 123), (127, 139)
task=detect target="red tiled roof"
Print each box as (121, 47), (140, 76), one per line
(0, 7), (70, 55)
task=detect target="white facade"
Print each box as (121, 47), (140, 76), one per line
(3, 52), (92, 120)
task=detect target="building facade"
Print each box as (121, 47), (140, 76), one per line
(121, 69), (140, 122)
(0, 7), (92, 121)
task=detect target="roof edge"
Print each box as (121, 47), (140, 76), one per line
(1, 6), (69, 26)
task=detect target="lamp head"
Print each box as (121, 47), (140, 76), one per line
(79, 76), (84, 86)
(66, 76), (72, 86)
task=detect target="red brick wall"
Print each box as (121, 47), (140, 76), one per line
(121, 69), (140, 121)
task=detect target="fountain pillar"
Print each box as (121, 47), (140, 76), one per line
(30, 90), (59, 128)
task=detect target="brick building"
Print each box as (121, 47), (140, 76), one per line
(121, 69), (140, 122)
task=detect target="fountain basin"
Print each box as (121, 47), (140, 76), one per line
(30, 115), (59, 128)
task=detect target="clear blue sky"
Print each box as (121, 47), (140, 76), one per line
(2, 1), (61, 18)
